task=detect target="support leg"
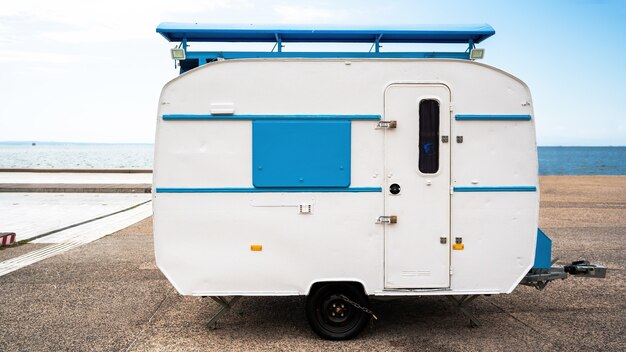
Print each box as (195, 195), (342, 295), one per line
(447, 295), (481, 327)
(207, 296), (241, 329)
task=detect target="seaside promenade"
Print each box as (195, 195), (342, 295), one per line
(0, 170), (152, 275)
(0, 175), (624, 351)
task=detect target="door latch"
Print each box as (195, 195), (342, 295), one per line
(376, 215), (398, 224)
(453, 237), (464, 250)
(376, 120), (397, 129)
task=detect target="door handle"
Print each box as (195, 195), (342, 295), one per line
(377, 215), (397, 224)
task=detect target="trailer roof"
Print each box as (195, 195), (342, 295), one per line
(156, 23), (495, 44)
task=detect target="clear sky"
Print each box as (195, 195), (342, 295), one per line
(1, 0), (624, 145)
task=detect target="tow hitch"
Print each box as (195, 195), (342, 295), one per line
(519, 229), (607, 290)
(520, 260), (607, 290)
(563, 260), (607, 277)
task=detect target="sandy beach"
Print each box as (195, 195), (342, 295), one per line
(0, 176), (624, 351)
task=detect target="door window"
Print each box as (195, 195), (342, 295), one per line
(418, 99), (440, 174)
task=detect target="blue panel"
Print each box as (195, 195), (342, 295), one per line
(253, 120), (351, 188)
(533, 228), (552, 270)
(455, 114), (532, 121)
(453, 186), (537, 192)
(163, 114), (381, 121)
(155, 187), (381, 193)
(157, 23), (495, 44)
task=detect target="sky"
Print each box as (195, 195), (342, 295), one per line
(0, 0), (625, 145)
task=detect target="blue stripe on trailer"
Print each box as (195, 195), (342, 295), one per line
(453, 186), (537, 192)
(162, 114), (381, 121)
(455, 114), (532, 121)
(155, 187), (383, 193)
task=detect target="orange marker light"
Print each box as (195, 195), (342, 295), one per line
(250, 245), (263, 251)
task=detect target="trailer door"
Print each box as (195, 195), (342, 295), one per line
(384, 84), (451, 289)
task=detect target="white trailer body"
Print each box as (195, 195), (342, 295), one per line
(154, 58), (538, 295)
(153, 23), (558, 339)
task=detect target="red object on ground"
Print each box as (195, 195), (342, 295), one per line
(1, 232), (16, 246)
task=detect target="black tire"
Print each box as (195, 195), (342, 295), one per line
(305, 282), (371, 340)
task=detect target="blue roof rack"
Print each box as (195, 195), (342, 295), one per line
(157, 23), (495, 44)
(156, 23), (495, 73)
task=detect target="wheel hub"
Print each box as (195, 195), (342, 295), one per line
(324, 295), (352, 324)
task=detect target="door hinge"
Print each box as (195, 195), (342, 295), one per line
(450, 267), (454, 275)
(376, 215), (397, 224)
(376, 120), (397, 129)
(449, 104), (454, 112)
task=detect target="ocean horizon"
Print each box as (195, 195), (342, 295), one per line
(0, 142), (625, 175)
(0, 142), (153, 169)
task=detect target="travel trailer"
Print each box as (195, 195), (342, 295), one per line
(153, 23), (605, 340)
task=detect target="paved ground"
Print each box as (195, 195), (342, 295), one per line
(0, 193), (151, 241)
(0, 176), (624, 351)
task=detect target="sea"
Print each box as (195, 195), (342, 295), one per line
(0, 142), (624, 175)
(0, 142), (153, 169)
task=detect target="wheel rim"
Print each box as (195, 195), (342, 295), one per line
(316, 293), (360, 333)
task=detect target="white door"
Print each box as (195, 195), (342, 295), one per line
(384, 84), (451, 289)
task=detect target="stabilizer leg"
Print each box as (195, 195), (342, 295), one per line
(447, 295), (481, 327)
(207, 296), (242, 329)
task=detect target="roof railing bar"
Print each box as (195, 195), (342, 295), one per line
(275, 33), (282, 53)
(375, 34), (383, 53)
(368, 34), (384, 53)
(184, 51), (471, 60)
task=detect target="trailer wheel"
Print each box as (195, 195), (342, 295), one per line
(306, 282), (370, 340)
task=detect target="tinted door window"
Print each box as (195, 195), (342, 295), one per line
(418, 100), (440, 174)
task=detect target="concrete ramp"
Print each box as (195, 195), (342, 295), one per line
(0, 193), (151, 242)
(0, 201), (152, 277)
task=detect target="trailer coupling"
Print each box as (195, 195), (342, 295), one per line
(520, 260), (607, 290)
(520, 229), (607, 290)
